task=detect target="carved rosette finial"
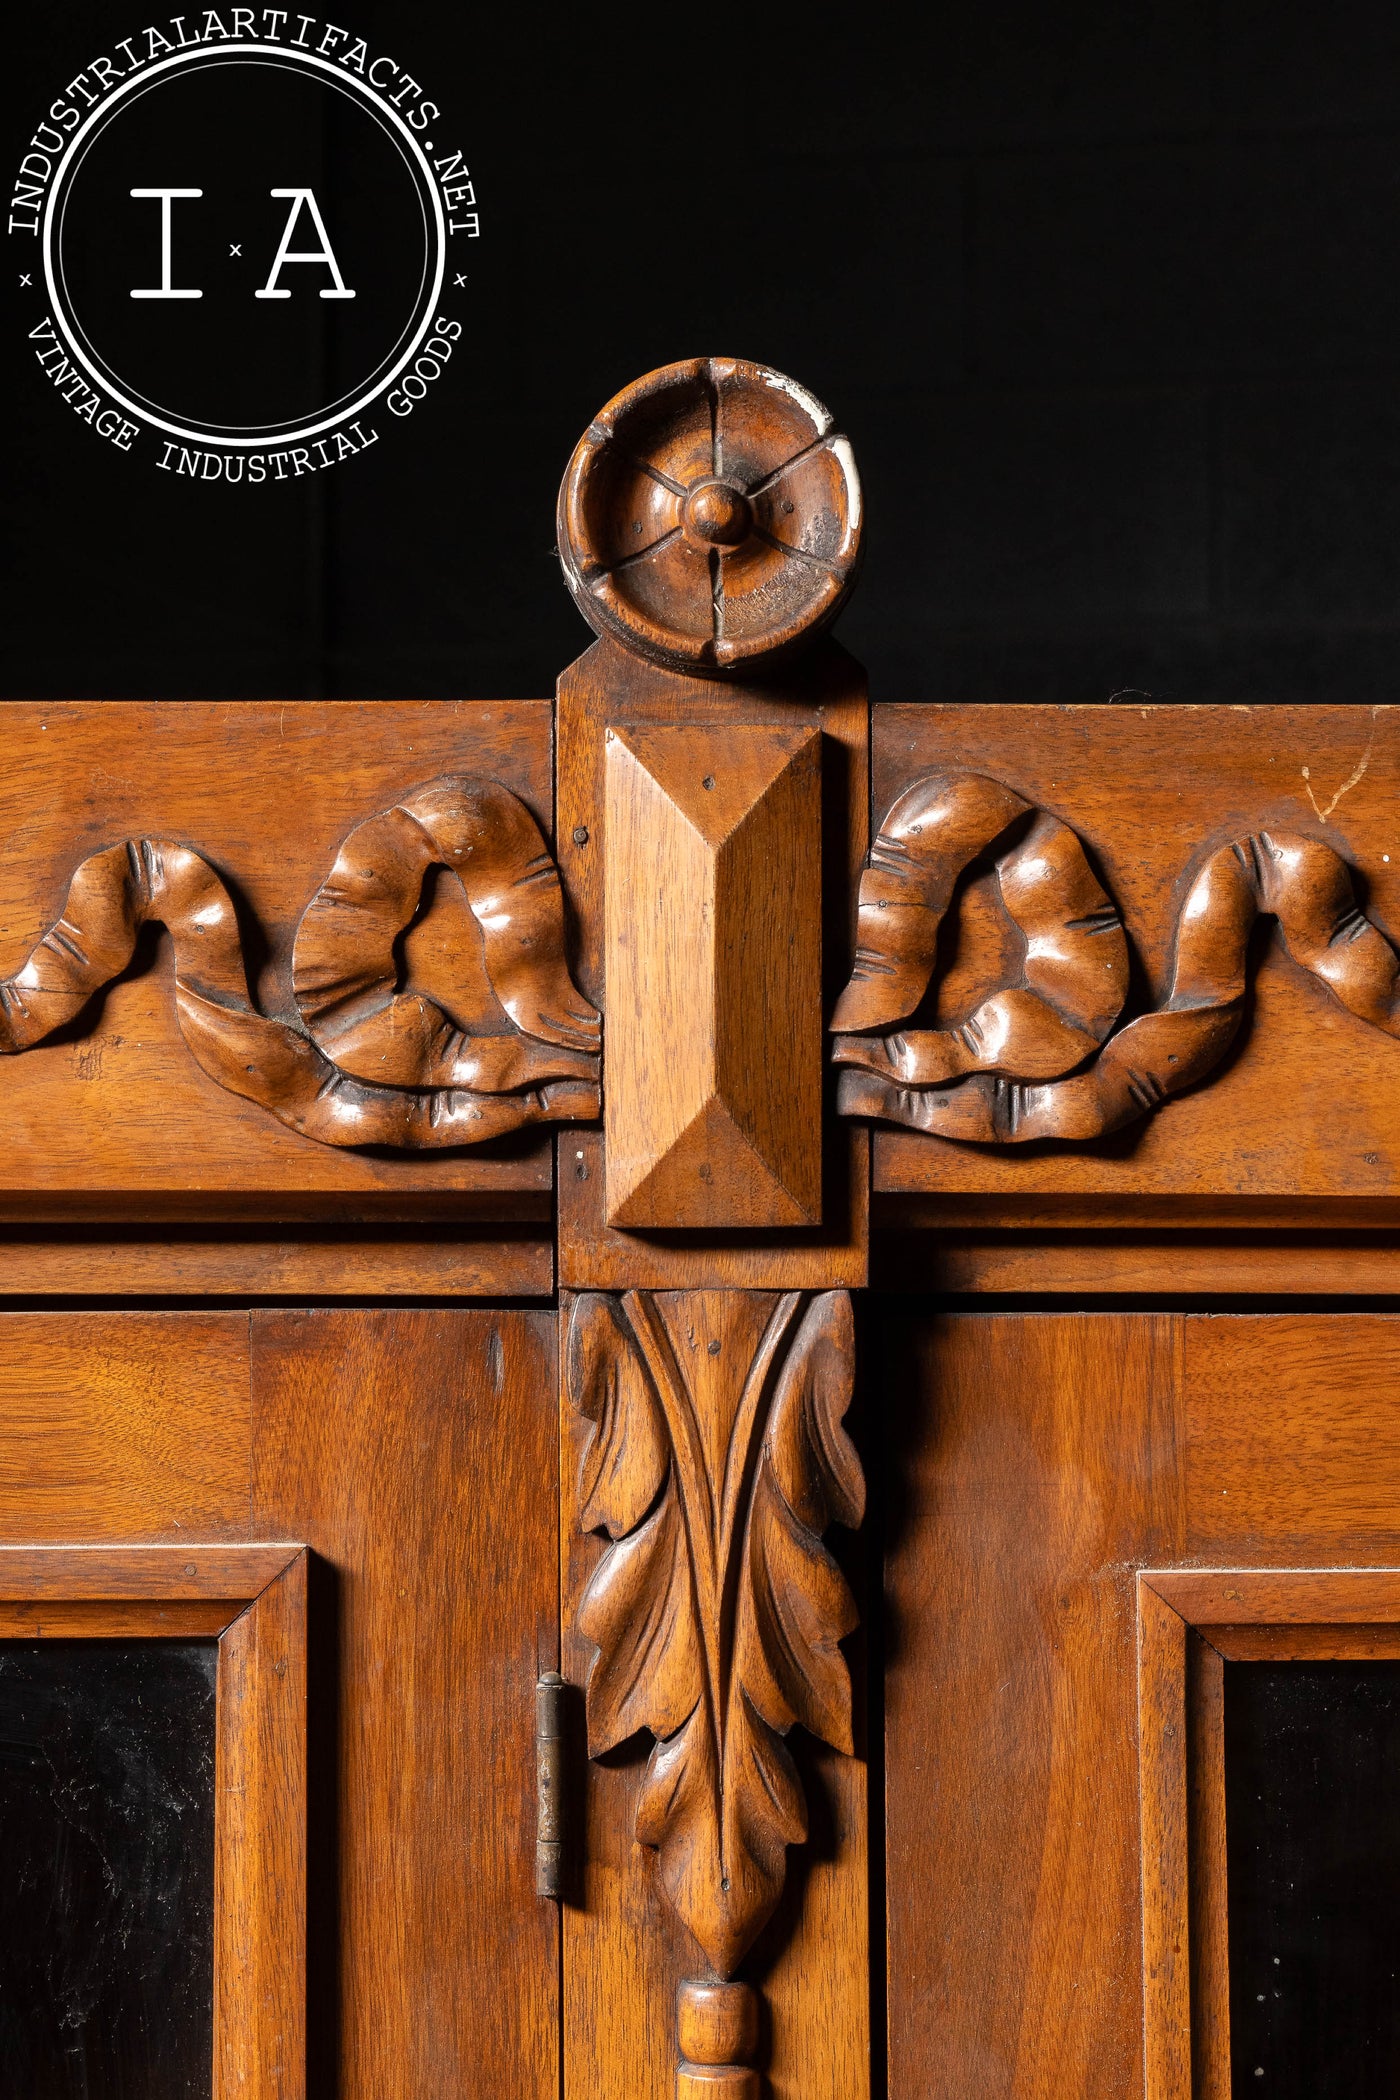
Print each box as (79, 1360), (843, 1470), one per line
(556, 356), (862, 675)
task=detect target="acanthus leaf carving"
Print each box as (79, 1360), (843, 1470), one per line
(742, 1287), (864, 1754)
(569, 1287), (862, 1979)
(579, 1487), (702, 1757)
(834, 767), (1400, 1143)
(571, 1291), (669, 1543)
(0, 774), (600, 1149)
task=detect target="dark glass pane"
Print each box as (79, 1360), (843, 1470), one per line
(0, 1640), (217, 2099)
(1225, 1661), (1400, 2100)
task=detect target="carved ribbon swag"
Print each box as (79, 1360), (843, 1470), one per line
(0, 775), (600, 1147)
(833, 768), (1400, 1142)
(568, 1288), (863, 1978)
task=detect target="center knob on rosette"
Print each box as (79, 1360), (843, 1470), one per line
(682, 477), (753, 549)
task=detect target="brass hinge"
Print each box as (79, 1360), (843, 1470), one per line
(535, 1671), (568, 1899)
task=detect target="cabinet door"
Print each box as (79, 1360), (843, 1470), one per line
(881, 1310), (1400, 2100)
(0, 1307), (559, 2099)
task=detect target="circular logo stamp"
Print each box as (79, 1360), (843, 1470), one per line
(10, 16), (479, 479)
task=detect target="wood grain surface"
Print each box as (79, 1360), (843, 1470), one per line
(556, 637), (868, 1288)
(1183, 1316), (1400, 1554)
(884, 1314), (1183, 2100)
(1197, 1623), (1400, 1658)
(215, 1551), (308, 2100)
(869, 705), (1400, 1209)
(0, 701), (557, 1212)
(604, 723), (822, 1228)
(885, 1310), (1400, 2100)
(0, 1227), (552, 1297)
(559, 1130), (869, 1290)
(250, 1309), (560, 2098)
(879, 1225), (1400, 1294)
(0, 1598), (241, 1635)
(0, 1541), (297, 1596)
(1137, 1580), (1190, 2100)
(0, 1312), (251, 1538)
(1186, 1633), (1229, 2100)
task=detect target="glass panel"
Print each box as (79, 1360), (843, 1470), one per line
(1225, 1661), (1400, 2100)
(0, 1639), (217, 2099)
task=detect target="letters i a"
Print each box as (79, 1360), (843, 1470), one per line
(129, 187), (355, 299)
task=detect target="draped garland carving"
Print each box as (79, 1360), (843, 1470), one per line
(0, 775), (600, 1148)
(833, 769), (1400, 1143)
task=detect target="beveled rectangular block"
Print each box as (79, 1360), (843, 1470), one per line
(604, 721), (822, 1227)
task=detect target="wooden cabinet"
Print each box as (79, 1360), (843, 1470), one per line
(0, 1312), (558, 2097)
(6, 355), (1400, 2099)
(882, 1314), (1400, 2100)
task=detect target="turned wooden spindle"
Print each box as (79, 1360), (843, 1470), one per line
(676, 1978), (760, 2098)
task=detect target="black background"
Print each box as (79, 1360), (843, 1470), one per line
(6, 3), (1400, 704)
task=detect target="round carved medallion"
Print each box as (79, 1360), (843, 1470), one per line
(556, 356), (862, 676)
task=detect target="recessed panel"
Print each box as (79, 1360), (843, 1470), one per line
(0, 1638), (217, 2099)
(1226, 1661), (1400, 2099)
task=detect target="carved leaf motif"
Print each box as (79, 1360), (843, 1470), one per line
(739, 1291), (863, 1765)
(569, 1292), (668, 1539)
(571, 1294), (699, 1758)
(741, 1467), (859, 1756)
(635, 1688), (806, 1979)
(762, 1289), (864, 1535)
(568, 1288), (863, 1979)
(577, 1487), (701, 1757)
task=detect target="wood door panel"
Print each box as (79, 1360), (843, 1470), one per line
(884, 1312), (1183, 2100)
(0, 1308), (560, 2096)
(886, 1308), (1400, 2100)
(0, 700), (557, 1216)
(1184, 1314), (1400, 1552)
(0, 1311), (251, 1538)
(250, 1309), (559, 2100)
